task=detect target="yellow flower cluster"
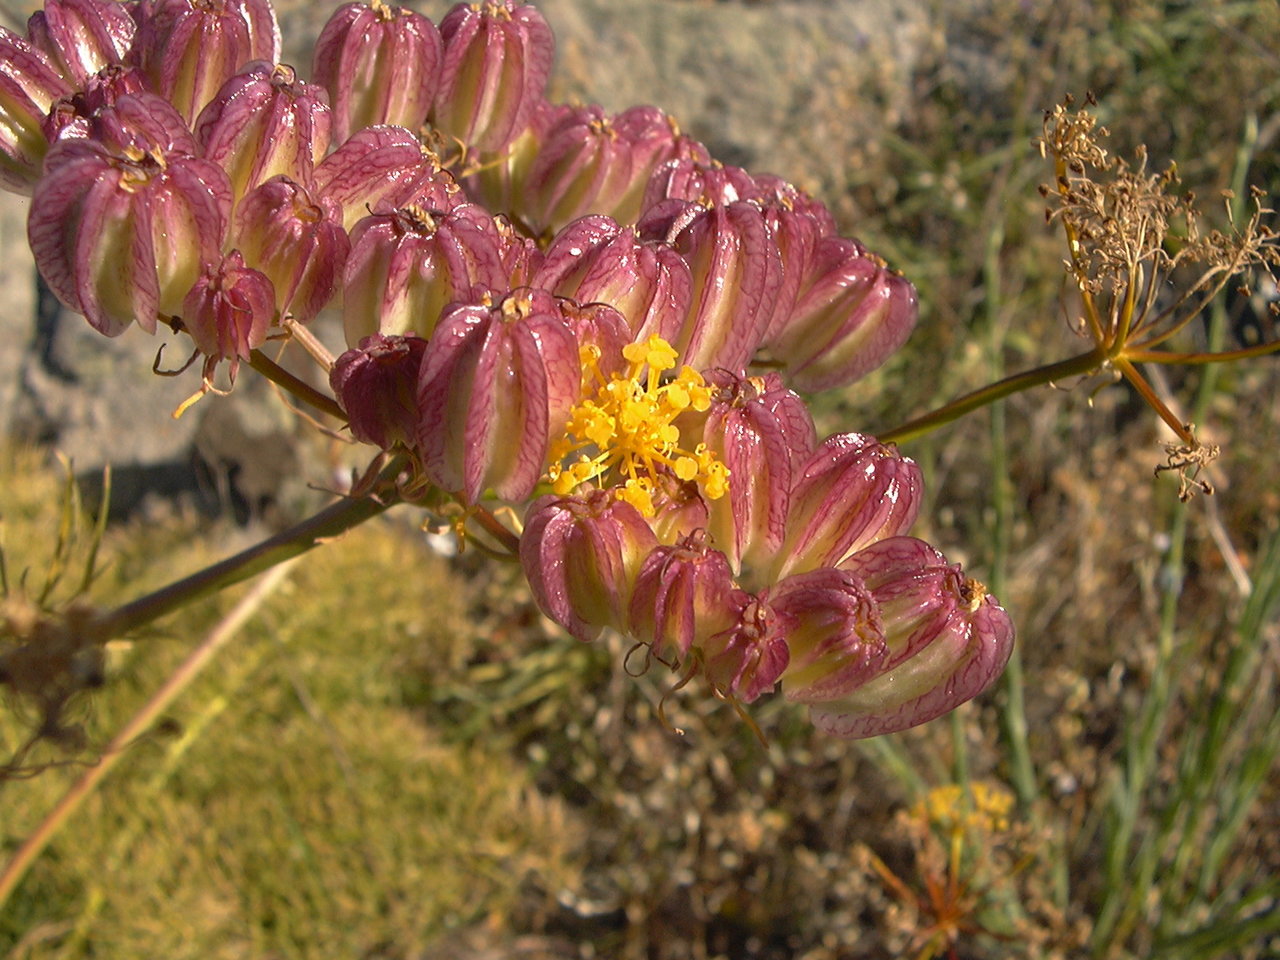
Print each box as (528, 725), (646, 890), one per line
(916, 781), (1015, 835)
(547, 335), (729, 516)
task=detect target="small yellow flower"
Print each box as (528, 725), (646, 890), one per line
(547, 335), (729, 516)
(915, 781), (1015, 835)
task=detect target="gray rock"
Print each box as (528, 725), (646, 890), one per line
(535, 0), (926, 177)
(0, 191), (34, 433)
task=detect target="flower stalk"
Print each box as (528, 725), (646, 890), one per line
(878, 346), (1108, 446)
(87, 458), (406, 643)
(246, 348), (348, 421)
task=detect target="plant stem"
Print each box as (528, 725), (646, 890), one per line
(1126, 339), (1280, 364)
(878, 347), (1107, 445)
(247, 349), (347, 421)
(470, 504), (523, 556)
(1113, 357), (1195, 444)
(989, 364), (1035, 808)
(88, 465), (404, 643)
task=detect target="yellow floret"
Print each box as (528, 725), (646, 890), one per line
(546, 335), (729, 515)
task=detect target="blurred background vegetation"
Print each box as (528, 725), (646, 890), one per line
(2, 0), (1279, 957)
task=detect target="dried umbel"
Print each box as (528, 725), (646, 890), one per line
(1024, 96), (1280, 494)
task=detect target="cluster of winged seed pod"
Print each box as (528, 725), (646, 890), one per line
(4, 0), (1014, 737)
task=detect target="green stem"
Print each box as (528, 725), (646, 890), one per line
(973, 216), (1036, 808)
(247, 349), (347, 422)
(877, 331), (1278, 448)
(1125, 339), (1280, 364)
(991, 366), (1036, 802)
(88, 468), (404, 643)
(878, 347), (1107, 445)
(857, 735), (927, 799)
